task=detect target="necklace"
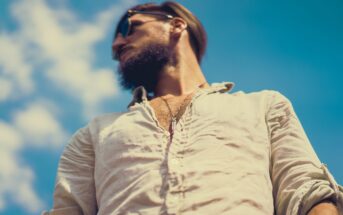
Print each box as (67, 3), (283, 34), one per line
(159, 81), (207, 135)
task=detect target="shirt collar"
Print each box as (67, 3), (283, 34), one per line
(127, 82), (234, 108)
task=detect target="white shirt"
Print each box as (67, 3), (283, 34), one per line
(43, 82), (343, 215)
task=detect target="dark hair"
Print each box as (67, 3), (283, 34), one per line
(115, 1), (207, 63)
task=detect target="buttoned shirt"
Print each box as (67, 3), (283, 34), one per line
(43, 82), (343, 215)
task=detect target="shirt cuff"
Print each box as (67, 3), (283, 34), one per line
(287, 163), (343, 215)
(41, 206), (82, 215)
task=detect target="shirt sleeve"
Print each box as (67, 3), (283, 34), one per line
(266, 91), (343, 215)
(42, 125), (97, 215)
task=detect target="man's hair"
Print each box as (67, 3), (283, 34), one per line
(115, 1), (207, 63)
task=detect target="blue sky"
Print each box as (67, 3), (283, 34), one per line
(0, 0), (342, 214)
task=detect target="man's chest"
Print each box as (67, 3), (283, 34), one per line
(97, 93), (271, 178)
(95, 94), (273, 208)
(148, 95), (193, 132)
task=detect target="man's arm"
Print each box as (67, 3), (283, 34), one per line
(42, 125), (97, 215)
(308, 200), (339, 215)
(266, 91), (343, 215)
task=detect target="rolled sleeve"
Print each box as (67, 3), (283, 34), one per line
(41, 206), (82, 215)
(266, 91), (343, 215)
(44, 125), (97, 215)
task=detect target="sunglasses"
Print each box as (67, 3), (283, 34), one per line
(112, 10), (174, 60)
(116, 9), (174, 38)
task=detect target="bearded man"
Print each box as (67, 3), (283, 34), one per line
(44, 1), (342, 215)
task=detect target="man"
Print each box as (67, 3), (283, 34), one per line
(44, 1), (342, 215)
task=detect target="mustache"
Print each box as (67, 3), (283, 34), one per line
(114, 45), (133, 60)
(119, 46), (132, 58)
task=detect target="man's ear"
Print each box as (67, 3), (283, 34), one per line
(170, 17), (188, 38)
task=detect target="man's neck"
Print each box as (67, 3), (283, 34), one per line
(153, 53), (208, 98)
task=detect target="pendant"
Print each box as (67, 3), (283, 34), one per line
(171, 117), (177, 135)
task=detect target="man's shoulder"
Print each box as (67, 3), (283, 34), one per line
(229, 89), (285, 102)
(224, 89), (290, 112)
(230, 89), (280, 96)
(87, 112), (124, 129)
(71, 112), (125, 143)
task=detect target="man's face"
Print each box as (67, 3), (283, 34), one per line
(112, 13), (174, 93)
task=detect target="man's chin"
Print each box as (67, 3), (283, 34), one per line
(117, 43), (172, 93)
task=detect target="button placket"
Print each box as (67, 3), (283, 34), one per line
(163, 99), (194, 214)
(168, 127), (187, 213)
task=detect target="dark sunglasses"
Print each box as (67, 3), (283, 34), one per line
(112, 10), (174, 60)
(116, 9), (174, 38)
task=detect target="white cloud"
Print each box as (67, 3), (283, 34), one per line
(0, 78), (13, 101)
(0, 0), (139, 213)
(1, 0), (138, 117)
(6, 0), (138, 118)
(0, 100), (68, 213)
(12, 167), (44, 213)
(0, 122), (22, 159)
(0, 122), (44, 213)
(13, 101), (68, 148)
(0, 34), (35, 99)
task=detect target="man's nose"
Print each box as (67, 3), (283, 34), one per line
(112, 33), (127, 54)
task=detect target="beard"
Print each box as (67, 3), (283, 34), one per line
(117, 43), (173, 94)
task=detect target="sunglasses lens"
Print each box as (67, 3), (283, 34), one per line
(118, 17), (129, 37)
(113, 16), (130, 60)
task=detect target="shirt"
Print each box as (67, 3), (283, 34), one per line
(43, 82), (343, 215)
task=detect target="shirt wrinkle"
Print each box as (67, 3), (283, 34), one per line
(44, 82), (343, 215)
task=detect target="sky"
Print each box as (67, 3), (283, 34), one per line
(0, 0), (342, 214)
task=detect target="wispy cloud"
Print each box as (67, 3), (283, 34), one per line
(13, 101), (68, 148)
(0, 101), (68, 212)
(0, 0), (138, 116)
(0, 100), (69, 212)
(0, 78), (13, 101)
(0, 121), (44, 213)
(7, 0), (123, 117)
(0, 33), (35, 100)
(0, 0), (138, 213)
